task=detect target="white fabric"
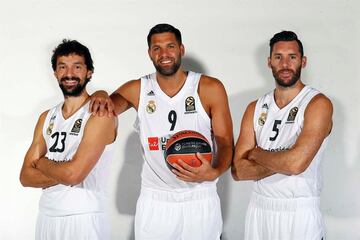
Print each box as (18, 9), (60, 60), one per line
(135, 186), (222, 240)
(135, 71), (216, 190)
(245, 192), (324, 240)
(37, 101), (114, 239)
(36, 212), (109, 240)
(245, 86), (329, 239)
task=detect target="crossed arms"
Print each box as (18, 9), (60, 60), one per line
(231, 94), (333, 181)
(20, 111), (117, 188)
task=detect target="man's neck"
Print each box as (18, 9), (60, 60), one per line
(274, 80), (305, 109)
(62, 92), (90, 119)
(156, 68), (188, 98)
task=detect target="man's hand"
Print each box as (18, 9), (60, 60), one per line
(89, 90), (115, 117)
(248, 146), (262, 161)
(171, 152), (220, 183)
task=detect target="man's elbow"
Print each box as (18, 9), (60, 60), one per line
(287, 159), (311, 175)
(231, 166), (248, 181)
(65, 172), (85, 186)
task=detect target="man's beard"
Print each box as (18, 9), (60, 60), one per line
(59, 77), (90, 97)
(154, 58), (181, 76)
(272, 66), (301, 88)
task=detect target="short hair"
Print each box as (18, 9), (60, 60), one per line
(51, 39), (94, 72)
(269, 31), (304, 57)
(147, 23), (182, 48)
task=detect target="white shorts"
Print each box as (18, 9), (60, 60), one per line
(35, 212), (109, 240)
(135, 186), (223, 240)
(245, 192), (324, 240)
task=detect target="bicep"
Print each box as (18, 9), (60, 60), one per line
(292, 95), (333, 163)
(22, 112), (48, 167)
(234, 102), (257, 160)
(208, 82), (233, 141)
(111, 79), (140, 112)
(69, 116), (116, 179)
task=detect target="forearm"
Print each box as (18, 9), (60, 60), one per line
(35, 157), (76, 185)
(231, 158), (274, 181)
(250, 147), (304, 175)
(110, 92), (131, 115)
(20, 166), (58, 188)
(214, 146), (232, 176)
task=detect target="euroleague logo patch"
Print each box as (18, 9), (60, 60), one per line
(184, 96), (197, 114)
(286, 107), (298, 123)
(70, 119), (82, 135)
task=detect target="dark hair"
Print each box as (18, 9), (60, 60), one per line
(147, 23), (182, 48)
(270, 31), (304, 57)
(51, 39), (94, 72)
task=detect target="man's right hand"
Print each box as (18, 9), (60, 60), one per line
(89, 90), (115, 117)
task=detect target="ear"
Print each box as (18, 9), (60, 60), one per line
(180, 44), (185, 57)
(87, 70), (93, 79)
(148, 48), (152, 60)
(301, 56), (307, 68)
(267, 57), (271, 68)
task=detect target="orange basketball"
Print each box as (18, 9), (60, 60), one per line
(164, 130), (212, 170)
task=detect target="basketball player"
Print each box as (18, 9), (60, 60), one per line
(19, 40), (117, 240)
(231, 31), (333, 240)
(91, 23), (233, 239)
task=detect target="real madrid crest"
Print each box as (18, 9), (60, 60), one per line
(46, 122), (54, 135)
(146, 100), (156, 114)
(258, 112), (267, 126)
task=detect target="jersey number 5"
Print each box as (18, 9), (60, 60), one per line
(269, 120), (281, 141)
(49, 132), (67, 152)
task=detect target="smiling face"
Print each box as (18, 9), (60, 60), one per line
(268, 40), (306, 88)
(148, 32), (185, 76)
(54, 53), (92, 97)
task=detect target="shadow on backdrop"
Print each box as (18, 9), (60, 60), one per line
(115, 132), (142, 240)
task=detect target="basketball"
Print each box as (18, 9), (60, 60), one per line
(164, 130), (212, 170)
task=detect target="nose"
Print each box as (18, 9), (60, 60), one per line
(159, 48), (169, 57)
(280, 58), (289, 68)
(64, 67), (74, 78)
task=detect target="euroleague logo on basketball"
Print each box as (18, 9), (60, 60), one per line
(164, 130), (212, 170)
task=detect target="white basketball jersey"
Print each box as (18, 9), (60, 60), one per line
(135, 71), (217, 191)
(40, 101), (114, 216)
(253, 86), (329, 198)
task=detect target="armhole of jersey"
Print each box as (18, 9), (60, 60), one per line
(134, 76), (146, 132)
(42, 104), (60, 140)
(253, 97), (263, 130)
(195, 73), (211, 128)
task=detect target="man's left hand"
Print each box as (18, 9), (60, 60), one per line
(171, 152), (219, 183)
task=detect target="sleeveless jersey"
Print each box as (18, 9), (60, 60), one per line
(39, 101), (114, 216)
(253, 86), (329, 198)
(134, 71), (217, 191)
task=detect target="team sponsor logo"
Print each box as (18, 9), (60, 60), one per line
(146, 100), (156, 114)
(262, 103), (269, 109)
(258, 112), (267, 126)
(148, 137), (159, 150)
(185, 96), (197, 114)
(147, 90), (155, 96)
(148, 135), (171, 151)
(70, 119), (82, 135)
(286, 107), (298, 123)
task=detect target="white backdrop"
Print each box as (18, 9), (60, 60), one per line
(1, 0), (359, 239)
